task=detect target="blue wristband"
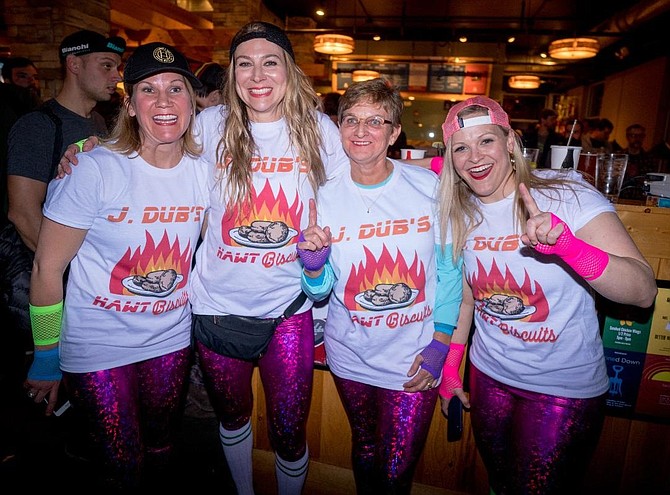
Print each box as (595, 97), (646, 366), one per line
(27, 347), (62, 381)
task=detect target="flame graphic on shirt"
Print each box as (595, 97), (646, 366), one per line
(468, 258), (549, 321)
(110, 231), (192, 295)
(221, 179), (303, 245)
(345, 245), (425, 309)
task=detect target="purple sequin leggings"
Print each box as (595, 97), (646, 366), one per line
(63, 346), (191, 490)
(196, 310), (314, 461)
(333, 374), (439, 495)
(469, 365), (606, 495)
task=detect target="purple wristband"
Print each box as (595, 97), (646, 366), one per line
(419, 339), (450, 379)
(296, 232), (331, 271)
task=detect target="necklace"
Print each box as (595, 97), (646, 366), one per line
(354, 167), (393, 213)
(357, 186), (385, 214)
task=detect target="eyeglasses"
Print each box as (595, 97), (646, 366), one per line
(341, 115), (393, 130)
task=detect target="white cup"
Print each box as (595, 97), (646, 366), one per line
(401, 148), (426, 160)
(549, 145), (582, 169)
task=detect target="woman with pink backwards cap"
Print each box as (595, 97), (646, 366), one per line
(435, 96), (656, 494)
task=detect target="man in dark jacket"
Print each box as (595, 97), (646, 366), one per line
(522, 108), (566, 168)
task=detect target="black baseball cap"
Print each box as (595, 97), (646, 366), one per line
(59, 30), (126, 61)
(123, 42), (203, 90)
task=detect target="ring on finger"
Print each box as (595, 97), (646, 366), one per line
(27, 391), (36, 399)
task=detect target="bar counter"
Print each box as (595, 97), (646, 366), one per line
(248, 202), (670, 495)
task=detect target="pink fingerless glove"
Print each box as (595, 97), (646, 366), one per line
(296, 232), (331, 271)
(438, 343), (465, 401)
(430, 156), (444, 175)
(533, 213), (609, 281)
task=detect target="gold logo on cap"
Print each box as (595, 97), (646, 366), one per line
(152, 46), (174, 64)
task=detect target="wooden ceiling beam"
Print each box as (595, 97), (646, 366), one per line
(111, 0), (213, 31)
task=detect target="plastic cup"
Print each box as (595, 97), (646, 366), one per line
(550, 145), (582, 170)
(522, 148), (539, 168)
(577, 151), (600, 185)
(596, 153), (629, 202)
(401, 148), (426, 159)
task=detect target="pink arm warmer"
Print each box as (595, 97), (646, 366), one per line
(533, 213), (609, 281)
(438, 343), (465, 401)
(430, 156), (443, 175)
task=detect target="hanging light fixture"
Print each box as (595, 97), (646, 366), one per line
(313, 34), (355, 55)
(352, 70), (380, 82)
(548, 37), (599, 60)
(508, 75), (541, 90)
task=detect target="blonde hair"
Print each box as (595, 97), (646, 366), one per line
(103, 76), (201, 158)
(215, 44), (326, 219)
(438, 104), (579, 260)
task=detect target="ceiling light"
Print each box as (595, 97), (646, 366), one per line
(459, 36), (467, 43)
(507, 36), (515, 43)
(373, 35), (381, 41)
(315, 8), (325, 16)
(508, 75), (541, 90)
(548, 37), (599, 60)
(313, 34), (355, 55)
(352, 70), (380, 82)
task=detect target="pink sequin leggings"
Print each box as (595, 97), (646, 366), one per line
(333, 375), (439, 494)
(469, 365), (606, 495)
(63, 346), (191, 490)
(196, 310), (314, 461)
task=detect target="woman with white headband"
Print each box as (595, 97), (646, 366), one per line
(435, 96), (656, 495)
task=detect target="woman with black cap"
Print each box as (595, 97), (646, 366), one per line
(25, 42), (209, 490)
(189, 21), (348, 495)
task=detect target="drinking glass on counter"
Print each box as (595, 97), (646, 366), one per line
(522, 147), (539, 169)
(577, 151), (600, 185)
(596, 153), (628, 202)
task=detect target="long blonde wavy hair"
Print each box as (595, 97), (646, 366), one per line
(438, 105), (580, 261)
(215, 36), (326, 219)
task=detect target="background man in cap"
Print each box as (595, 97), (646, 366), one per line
(0, 29), (125, 462)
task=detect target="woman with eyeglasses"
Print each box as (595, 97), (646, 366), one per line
(296, 78), (463, 494)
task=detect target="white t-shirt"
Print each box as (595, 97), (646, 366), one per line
(189, 106), (349, 318)
(43, 146), (209, 373)
(467, 169), (614, 398)
(315, 160), (461, 390)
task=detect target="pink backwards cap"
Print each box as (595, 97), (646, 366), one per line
(442, 96), (511, 142)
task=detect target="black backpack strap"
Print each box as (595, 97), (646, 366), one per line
(36, 100), (63, 178)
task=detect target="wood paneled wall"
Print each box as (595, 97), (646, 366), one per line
(251, 204), (670, 495)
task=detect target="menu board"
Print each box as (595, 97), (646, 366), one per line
(333, 62), (491, 96)
(334, 62), (409, 91)
(602, 281), (670, 421)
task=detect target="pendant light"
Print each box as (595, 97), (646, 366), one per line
(313, 34), (355, 55)
(548, 37), (599, 60)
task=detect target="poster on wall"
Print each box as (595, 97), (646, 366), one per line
(601, 282), (670, 421)
(463, 64), (489, 95)
(407, 63), (429, 91)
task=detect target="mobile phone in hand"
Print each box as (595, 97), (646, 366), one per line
(447, 396), (463, 442)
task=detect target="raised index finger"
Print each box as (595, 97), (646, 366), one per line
(308, 198), (318, 228)
(518, 183), (542, 217)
